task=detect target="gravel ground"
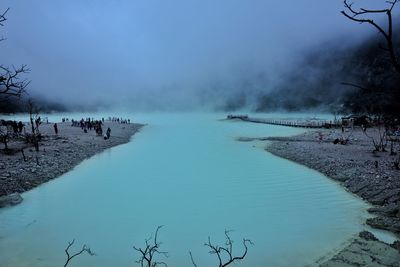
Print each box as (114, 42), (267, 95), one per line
(320, 231), (400, 267)
(0, 121), (143, 201)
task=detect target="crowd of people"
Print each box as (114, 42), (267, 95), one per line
(60, 116), (132, 140)
(109, 117), (130, 124)
(0, 120), (25, 135)
(1, 116), (132, 141)
(70, 118), (104, 134)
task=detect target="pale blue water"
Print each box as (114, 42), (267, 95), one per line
(0, 113), (374, 266)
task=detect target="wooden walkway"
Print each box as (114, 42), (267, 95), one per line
(227, 115), (338, 129)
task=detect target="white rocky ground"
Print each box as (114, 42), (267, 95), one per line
(0, 120), (143, 206)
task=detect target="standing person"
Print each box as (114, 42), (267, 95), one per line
(53, 123), (58, 135)
(35, 117), (41, 128)
(18, 121), (24, 133)
(104, 127), (111, 140)
(106, 127), (111, 139)
(317, 131), (324, 143)
(12, 121), (18, 134)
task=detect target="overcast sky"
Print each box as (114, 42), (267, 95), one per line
(1, 0), (380, 110)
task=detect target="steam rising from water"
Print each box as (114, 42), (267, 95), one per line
(1, 0), (378, 111)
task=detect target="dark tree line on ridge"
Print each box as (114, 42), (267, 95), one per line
(340, 0), (400, 120)
(257, 0), (400, 120)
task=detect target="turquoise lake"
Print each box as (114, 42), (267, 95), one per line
(0, 113), (377, 266)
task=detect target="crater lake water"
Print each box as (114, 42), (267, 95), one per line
(0, 113), (375, 266)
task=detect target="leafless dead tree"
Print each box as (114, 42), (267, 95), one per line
(27, 99), (41, 154)
(190, 230), (253, 267)
(189, 251), (198, 267)
(341, 0), (400, 74)
(0, 8), (29, 149)
(0, 8), (9, 41)
(0, 120), (16, 152)
(133, 226), (168, 267)
(363, 116), (389, 152)
(365, 127), (388, 152)
(0, 65), (30, 98)
(388, 135), (400, 169)
(0, 128), (9, 150)
(0, 8), (30, 100)
(63, 239), (95, 267)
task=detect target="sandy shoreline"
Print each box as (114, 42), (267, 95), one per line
(238, 126), (400, 266)
(0, 120), (143, 205)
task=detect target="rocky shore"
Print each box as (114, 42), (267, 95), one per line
(320, 231), (400, 267)
(238, 127), (400, 266)
(0, 121), (143, 207)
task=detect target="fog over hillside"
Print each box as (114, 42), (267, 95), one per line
(255, 32), (400, 113)
(1, 0), (397, 113)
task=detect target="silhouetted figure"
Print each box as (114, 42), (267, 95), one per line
(35, 117), (41, 128)
(333, 138), (339, 145)
(18, 121), (23, 133)
(53, 123), (58, 135)
(96, 125), (103, 136)
(11, 121), (18, 134)
(104, 127), (111, 140)
(362, 124), (367, 132)
(318, 132), (324, 143)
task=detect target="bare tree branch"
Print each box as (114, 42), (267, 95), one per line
(341, 82), (369, 91)
(189, 251), (198, 267)
(0, 8), (30, 99)
(63, 239), (95, 267)
(27, 99), (42, 154)
(341, 0), (400, 74)
(0, 65), (30, 98)
(0, 8), (9, 27)
(363, 115), (389, 152)
(0, 8), (7, 42)
(133, 226), (168, 267)
(204, 230), (253, 267)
